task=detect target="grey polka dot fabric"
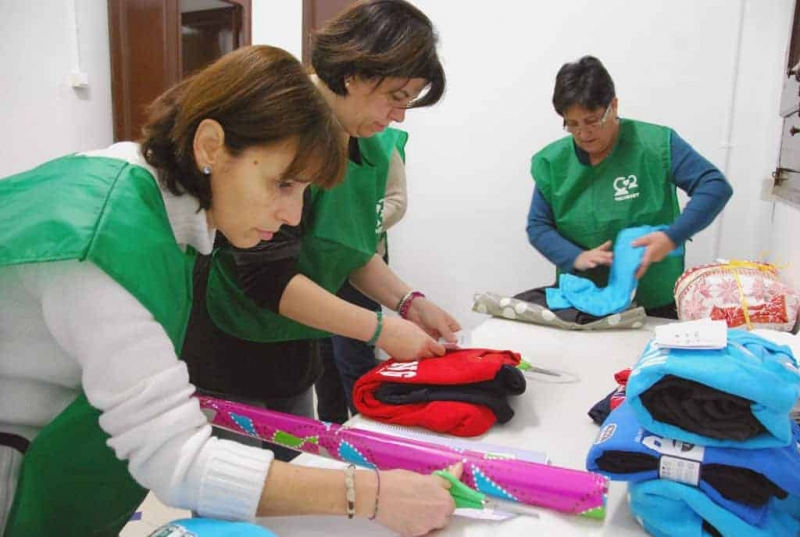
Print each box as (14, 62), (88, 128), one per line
(473, 292), (647, 331)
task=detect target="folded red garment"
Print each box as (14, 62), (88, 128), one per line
(610, 367), (632, 411)
(353, 348), (522, 437)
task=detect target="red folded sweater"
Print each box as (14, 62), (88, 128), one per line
(353, 348), (521, 437)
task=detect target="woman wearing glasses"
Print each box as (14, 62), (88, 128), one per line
(527, 56), (733, 318)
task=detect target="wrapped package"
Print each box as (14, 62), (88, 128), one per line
(675, 260), (799, 332)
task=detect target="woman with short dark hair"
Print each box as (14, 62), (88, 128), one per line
(183, 0), (460, 428)
(527, 55), (733, 317)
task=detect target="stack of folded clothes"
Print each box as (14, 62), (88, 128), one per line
(586, 329), (800, 536)
(353, 348), (526, 437)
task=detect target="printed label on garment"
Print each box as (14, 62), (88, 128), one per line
(641, 434), (705, 462)
(379, 361), (419, 379)
(659, 455), (701, 486)
(594, 423), (616, 445)
(613, 174), (640, 202)
(148, 524), (197, 537)
(642, 433), (704, 486)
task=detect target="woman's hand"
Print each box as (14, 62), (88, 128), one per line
(631, 231), (676, 279)
(404, 298), (462, 343)
(374, 462), (462, 536)
(573, 240), (613, 271)
(377, 316), (446, 360)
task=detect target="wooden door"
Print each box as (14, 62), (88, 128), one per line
(302, 0), (354, 66)
(108, 0), (251, 142)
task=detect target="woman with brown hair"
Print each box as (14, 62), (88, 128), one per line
(184, 0), (460, 431)
(0, 45), (458, 537)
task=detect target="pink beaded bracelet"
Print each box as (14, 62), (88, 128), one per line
(397, 291), (425, 319)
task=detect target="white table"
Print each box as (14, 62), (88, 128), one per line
(259, 317), (670, 536)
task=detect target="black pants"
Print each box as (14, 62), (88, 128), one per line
(645, 302), (678, 320)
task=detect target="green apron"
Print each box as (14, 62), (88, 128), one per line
(207, 128), (408, 342)
(531, 119), (683, 309)
(0, 155), (195, 537)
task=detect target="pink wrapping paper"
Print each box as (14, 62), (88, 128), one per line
(197, 395), (608, 519)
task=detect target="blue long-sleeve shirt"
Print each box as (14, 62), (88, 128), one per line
(527, 130), (733, 272)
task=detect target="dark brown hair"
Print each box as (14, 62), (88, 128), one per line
(553, 56), (616, 116)
(311, 0), (445, 108)
(141, 45), (345, 209)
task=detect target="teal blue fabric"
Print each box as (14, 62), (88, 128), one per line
(149, 519), (277, 536)
(546, 225), (683, 316)
(628, 480), (800, 537)
(587, 401), (800, 525)
(627, 330), (800, 448)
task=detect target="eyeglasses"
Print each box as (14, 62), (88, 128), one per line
(562, 104), (612, 134)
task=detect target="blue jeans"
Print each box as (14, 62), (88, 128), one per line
(315, 281), (379, 421)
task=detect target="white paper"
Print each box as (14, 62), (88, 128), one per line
(654, 319), (727, 350)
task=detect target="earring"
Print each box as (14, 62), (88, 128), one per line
(202, 165), (211, 175)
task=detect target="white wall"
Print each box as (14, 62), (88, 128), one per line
(0, 0), (301, 180)
(1, 0), (795, 331)
(0, 0), (113, 177)
(252, 0), (302, 60)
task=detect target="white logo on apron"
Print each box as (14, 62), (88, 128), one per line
(376, 198), (385, 235)
(613, 174), (640, 201)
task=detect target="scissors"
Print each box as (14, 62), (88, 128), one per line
(517, 358), (580, 383)
(435, 470), (540, 519)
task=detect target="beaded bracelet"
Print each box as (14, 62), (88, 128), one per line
(344, 464), (356, 519)
(395, 290), (415, 312)
(397, 291), (425, 319)
(366, 310), (383, 347)
(368, 468), (381, 521)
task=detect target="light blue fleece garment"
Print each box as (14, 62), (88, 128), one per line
(627, 330), (800, 448)
(628, 481), (800, 537)
(545, 225), (683, 316)
(149, 519), (277, 537)
(586, 401), (800, 525)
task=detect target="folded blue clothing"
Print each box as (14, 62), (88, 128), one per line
(627, 330), (800, 448)
(546, 225), (682, 316)
(628, 480), (800, 537)
(586, 401), (800, 525)
(149, 519), (277, 537)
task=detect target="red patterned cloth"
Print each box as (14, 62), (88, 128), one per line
(675, 261), (799, 331)
(353, 348), (522, 437)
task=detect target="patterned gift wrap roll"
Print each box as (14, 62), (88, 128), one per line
(197, 395), (608, 519)
(675, 260), (799, 331)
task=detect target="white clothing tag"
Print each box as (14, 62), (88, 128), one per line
(642, 433), (704, 487)
(659, 455), (702, 486)
(654, 319), (727, 350)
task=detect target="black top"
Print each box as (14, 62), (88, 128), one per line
(181, 188), (322, 399)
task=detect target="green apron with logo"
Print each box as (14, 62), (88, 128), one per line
(206, 128), (408, 342)
(531, 119), (683, 309)
(0, 155), (195, 537)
